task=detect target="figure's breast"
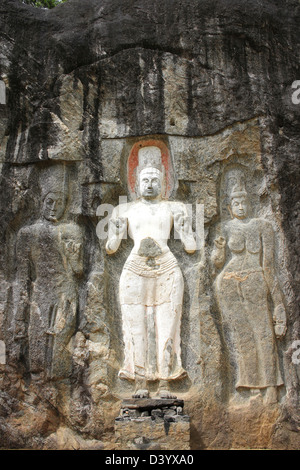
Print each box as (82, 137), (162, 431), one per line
(227, 224), (261, 255)
(228, 229), (245, 253)
(245, 229), (261, 254)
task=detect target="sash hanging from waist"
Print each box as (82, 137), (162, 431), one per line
(123, 251), (179, 278)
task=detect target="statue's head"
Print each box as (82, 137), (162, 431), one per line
(136, 146), (165, 200)
(40, 165), (69, 223)
(42, 191), (67, 222)
(229, 182), (248, 220)
(138, 167), (164, 200)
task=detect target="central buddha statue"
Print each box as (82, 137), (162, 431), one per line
(106, 146), (196, 398)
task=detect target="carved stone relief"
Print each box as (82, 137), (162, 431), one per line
(12, 165), (83, 382)
(211, 168), (287, 405)
(1, 120), (294, 449)
(91, 121), (291, 411)
(104, 144), (196, 398)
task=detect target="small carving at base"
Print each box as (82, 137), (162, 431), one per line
(115, 398), (190, 450)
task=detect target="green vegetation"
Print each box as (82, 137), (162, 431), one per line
(22, 0), (68, 9)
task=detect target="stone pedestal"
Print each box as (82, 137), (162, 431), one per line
(114, 398), (190, 450)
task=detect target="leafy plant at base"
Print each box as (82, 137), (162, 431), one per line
(22, 0), (68, 9)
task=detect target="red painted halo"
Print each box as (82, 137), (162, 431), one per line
(127, 140), (173, 199)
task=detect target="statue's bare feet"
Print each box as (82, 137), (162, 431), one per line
(132, 389), (149, 398)
(158, 389), (177, 399)
(156, 380), (177, 399)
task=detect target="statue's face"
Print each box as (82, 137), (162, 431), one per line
(139, 168), (162, 200)
(43, 191), (66, 222)
(231, 196), (248, 219)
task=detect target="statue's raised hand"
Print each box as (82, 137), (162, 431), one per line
(214, 236), (226, 249)
(174, 212), (190, 236)
(109, 217), (127, 237)
(273, 304), (287, 339)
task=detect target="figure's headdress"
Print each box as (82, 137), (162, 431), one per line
(230, 180), (248, 200)
(137, 146), (163, 173)
(127, 140), (173, 200)
(39, 165), (69, 200)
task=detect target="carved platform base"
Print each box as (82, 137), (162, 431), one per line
(114, 398), (190, 450)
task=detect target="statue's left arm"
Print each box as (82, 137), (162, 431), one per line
(261, 220), (287, 338)
(13, 227), (32, 346)
(60, 224), (84, 276)
(173, 203), (197, 254)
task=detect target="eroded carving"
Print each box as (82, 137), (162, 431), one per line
(212, 177), (287, 404)
(13, 166), (83, 382)
(105, 145), (196, 398)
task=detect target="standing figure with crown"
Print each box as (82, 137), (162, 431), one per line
(105, 145), (196, 398)
(13, 165), (83, 382)
(211, 178), (287, 405)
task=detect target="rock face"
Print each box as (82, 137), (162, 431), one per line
(0, 0), (299, 450)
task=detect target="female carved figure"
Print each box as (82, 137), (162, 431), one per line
(212, 182), (286, 404)
(105, 146), (196, 398)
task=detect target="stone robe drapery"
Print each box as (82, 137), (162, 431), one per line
(118, 250), (186, 382)
(215, 219), (283, 390)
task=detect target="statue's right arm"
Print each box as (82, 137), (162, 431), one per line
(105, 207), (128, 255)
(211, 226), (226, 270)
(13, 227), (32, 338)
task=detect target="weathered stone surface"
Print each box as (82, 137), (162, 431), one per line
(0, 0), (299, 450)
(44, 426), (104, 450)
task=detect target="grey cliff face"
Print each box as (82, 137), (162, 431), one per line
(0, 0), (299, 450)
